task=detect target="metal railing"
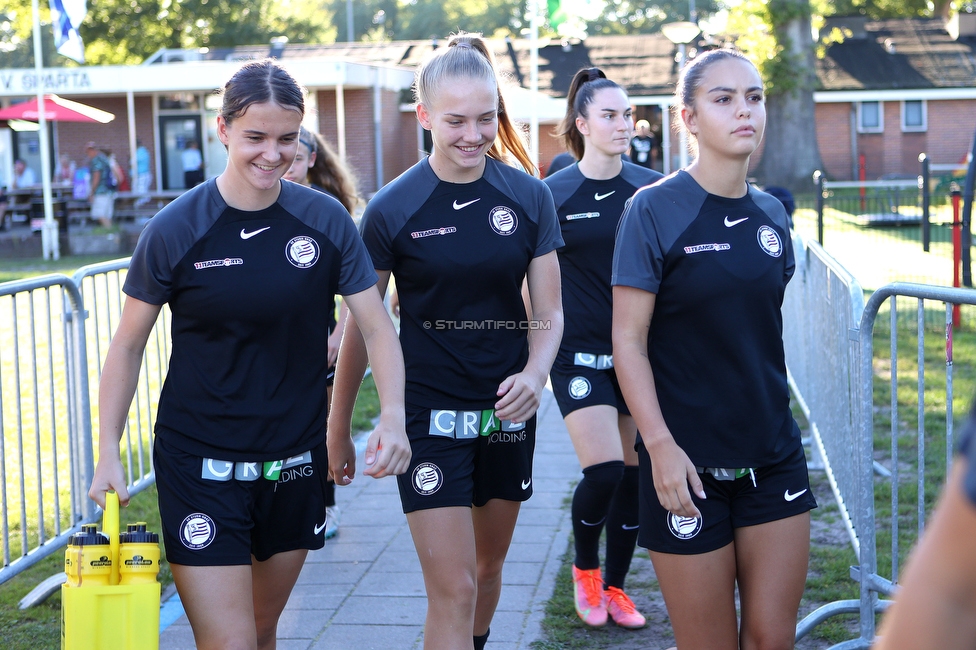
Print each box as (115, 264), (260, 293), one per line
(794, 158), (971, 292)
(0, 260), (168, 587)
(783, 234), (864, 557)
(788, 232), (976, 647)
(0, 274), (90, 583)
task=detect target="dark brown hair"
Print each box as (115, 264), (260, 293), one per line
(555, 67), (625, 160)
(301, 127), (360, 214)
(674, 49), (758, 134)
(219, 58), (305, 125)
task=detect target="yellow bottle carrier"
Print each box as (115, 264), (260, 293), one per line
(61, 492), (161, 650)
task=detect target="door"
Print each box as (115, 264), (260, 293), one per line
(159, 115), (202, 190)
(11, 125), (54, 186)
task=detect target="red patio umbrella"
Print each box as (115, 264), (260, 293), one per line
(0, 94), (114, 123)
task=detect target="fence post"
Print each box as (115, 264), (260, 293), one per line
(962, 132), (976, 287)
(814, 170), (825, 244)
(953, 186), (963, 328)
(61, 282), (96, 524)
(920, 153), (930, 252)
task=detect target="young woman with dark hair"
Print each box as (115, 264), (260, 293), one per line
(89, 59), (409, 649)
(612, 49), (816, 649)
(545, 66), (661, 630)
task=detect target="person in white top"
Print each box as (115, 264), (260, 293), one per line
(13, 159), (37, 188)
(181, 139), (204, 188)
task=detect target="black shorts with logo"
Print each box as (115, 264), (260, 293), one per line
(154, 435), (330, 566)
(636, 442), (817, 554)
(396, 405), (536, 513)
(550, 349), (630, 418)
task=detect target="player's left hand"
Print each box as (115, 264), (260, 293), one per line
(494, 371), (544, 423)
(327, 423), (358, 485)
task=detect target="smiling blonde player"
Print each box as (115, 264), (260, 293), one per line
(328, 32), (563, 650)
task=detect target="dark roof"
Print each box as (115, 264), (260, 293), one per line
(818, 17), (976, 90)
(190, 35), (681, 98)
(172, 18), (976, 97)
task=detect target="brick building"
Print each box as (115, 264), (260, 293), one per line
(2, 16), (974, 197)
(814, 14), (976, 181)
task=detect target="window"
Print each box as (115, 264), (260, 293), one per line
(901, 100), (926, 132)
(158, 93), (201, 110)
(857, 101), (883, 133)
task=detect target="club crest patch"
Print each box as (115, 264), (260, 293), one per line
(412, 462), (444, 495)
(488, 206), (518, 236)
(668, 512), (703, 540)
(286, 236), (320, 268)
(180, 513), (217, 550)
(568, 376), (592, 400)
(757, 225), (783, 258)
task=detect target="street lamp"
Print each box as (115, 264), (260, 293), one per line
(661, 21), (700, 170)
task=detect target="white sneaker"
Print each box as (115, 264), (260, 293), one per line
(325, 505), (340, 539)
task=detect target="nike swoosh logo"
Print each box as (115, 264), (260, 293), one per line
(784, 488), (808, 502)
(594, 191), (615, 201)
(724, 216), (749, 227)
(580, 517), (606, 527)
(453, 198), (481, 210)
(621, 524), (639, 530)
(521, 479), (532, 490)
(240, 226), (271, 239)
(313, 520), (327, 535)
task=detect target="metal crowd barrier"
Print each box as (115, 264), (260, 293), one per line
(0, 260), (168, 588)
(788, 233), (976, 647)
(783, 234), (865, 556)
(0, 275), (89, 585)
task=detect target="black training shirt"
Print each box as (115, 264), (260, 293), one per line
(125, 179), (377, 460)
(361, 157), (562, 410)
(612, 171), (799, 468)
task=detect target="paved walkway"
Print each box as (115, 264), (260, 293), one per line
(159, 389), (580, 649)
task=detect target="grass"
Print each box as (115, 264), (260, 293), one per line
(790, 191), (967, 292)
(0, 257), (382, 649)
(534, 298), (976, 648)
(0, 253), (128, 284)
(0, 485), (165, 650)
(0, 379), (381, 650)
(350, 372), (381, 434)
(532, 427), (862, 649)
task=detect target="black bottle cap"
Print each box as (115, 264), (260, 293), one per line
(120, 522), (158, 544)
(69, 524), (109, 546)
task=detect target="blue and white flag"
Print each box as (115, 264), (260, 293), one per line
(49, 0), (87, 64)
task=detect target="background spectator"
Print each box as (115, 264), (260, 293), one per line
(135, 138), (152, 205)
(545, 151), (576, 177)
(85, 142), (116, 227)
(13, 159), (36, 188)
(54, 154), (76, 184)
(628, 119), (658, 170)
(181, 139), (204, 188)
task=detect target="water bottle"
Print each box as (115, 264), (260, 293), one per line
(118, 523), (160, 585)
(63, 525), (112, 588)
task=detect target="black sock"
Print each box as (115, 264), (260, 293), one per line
(604, 465), (640, 588)
(572, 460), (625, 569)
(474, 627), (490, 650)
(324, 479), (336, 507)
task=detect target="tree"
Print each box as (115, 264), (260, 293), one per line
(585, 0), (721, 35)
(1, 4), (65, 68)
(823, 0), (938, 18)
(729, 0), (824, 192)
(324, 0), (525, 42)
(1, 0), (336, 66)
